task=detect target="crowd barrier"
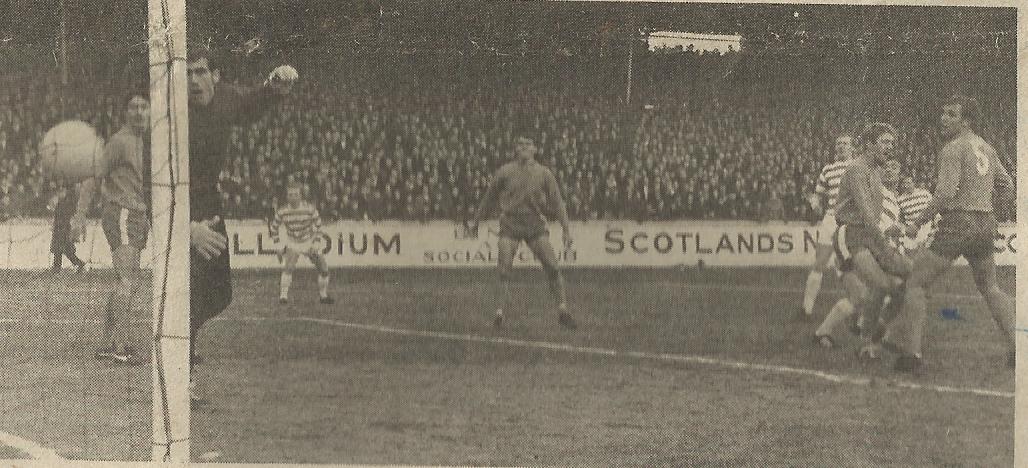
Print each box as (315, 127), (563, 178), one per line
(0, 219), (1016, 269)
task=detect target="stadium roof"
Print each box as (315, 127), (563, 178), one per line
(1, 1), (1016, 56)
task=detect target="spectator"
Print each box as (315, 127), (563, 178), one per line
(760, 188), (786, 223)
(0, 46), (1015, 223)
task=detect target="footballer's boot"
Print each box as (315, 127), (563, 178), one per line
(871, 323), (887, 344)
(493, 309), (504, 329)
(893, 354), (924, 376)
(111, 347), (146, 366)
(814, 333), (835, 350)
(558, 311), (577, 330)
(880, 339), (923, 375)
(846, 314), (862, 336)
(189, 380), (209, 407)
(319, 296), (335, 305)
(856, 343), (882, 362)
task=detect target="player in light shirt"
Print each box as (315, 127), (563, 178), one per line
(883, 95), (1015, 373)
(830, 123), (911, 361)
(72, 85), (151, 366)
(470, 120), (575, 330)
(798, 135), (855, 321)
(270, 180), (334, 304)
(897, 176), (935, 253)
(814, 158), (904, 348)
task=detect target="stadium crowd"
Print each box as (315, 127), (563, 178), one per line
(0, 45), (1016, 223)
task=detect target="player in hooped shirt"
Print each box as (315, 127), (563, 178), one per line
(270, 181), (334, 304)
(879, 160), (905, 254)
(799, 135), (855, 320)
(897, 176), (935, 253)
(883, 95), (1015, 373)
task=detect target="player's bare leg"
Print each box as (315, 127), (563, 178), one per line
(814, 271), (865, 348)
(526, 235), (574, 329)
(966, 253), (1015, 366)
(851, 251), (902, 361)
(310, 252), (334, 304)
(881, 249), (950, 372)
(494, 236), (518, 328)
(855, 289), (888, 362)
(279, 249), (299, 303)
(801, 243), (835, 320)
(98, 245), (144, 365)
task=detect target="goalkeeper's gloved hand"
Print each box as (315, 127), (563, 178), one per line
(265, 65), (299, 94)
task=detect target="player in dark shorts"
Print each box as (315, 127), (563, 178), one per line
(883, 95), (1015, 373)
(72, 86), (151, 365)
(831, 123), (911, 361)
(186, 45), (298, 401)
(814, 158), (904, 349)
(469, 121), (575, 329)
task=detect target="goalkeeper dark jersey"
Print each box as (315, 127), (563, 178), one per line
(189, 83), (282, 221)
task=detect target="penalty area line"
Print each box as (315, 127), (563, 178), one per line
(0, 430), (64, 461)
(670, 282), (987, 302)
(232, 316), (1014, 400)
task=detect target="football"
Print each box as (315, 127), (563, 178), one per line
(39, 120), (105, 182)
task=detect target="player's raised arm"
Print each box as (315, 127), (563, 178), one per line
(219, 65), (299, 126)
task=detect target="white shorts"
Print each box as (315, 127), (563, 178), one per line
(902, 223), (936, 253)
(817, 213), (838, 246)
(281, 237), (323, 257)
(813, 214), (840, 275)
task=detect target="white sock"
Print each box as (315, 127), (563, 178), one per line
(280, 272), (292, 299)
(318, 274), (330, 298)
(816, 298), (854, 337)
(803, 271), (823, 314)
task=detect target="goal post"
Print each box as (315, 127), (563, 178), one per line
(147, 0), (191, 462)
